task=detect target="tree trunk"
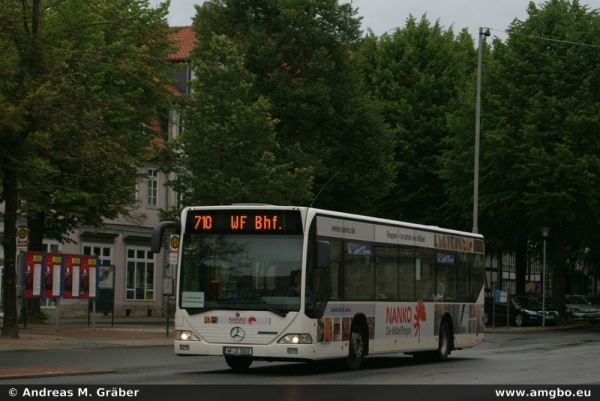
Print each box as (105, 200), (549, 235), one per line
(1, 166), (20, 338)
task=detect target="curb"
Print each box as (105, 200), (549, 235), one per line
(0, 368), (116, 380)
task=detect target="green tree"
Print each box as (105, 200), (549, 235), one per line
(164, 33), (313, 207)
(358, 16), (477, 225)
(190, 0), (395, 215)
(442, 0), (600, 303)
(0, 0), (176, 338)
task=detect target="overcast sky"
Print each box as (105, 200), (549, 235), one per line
(163, 0), (598, 42)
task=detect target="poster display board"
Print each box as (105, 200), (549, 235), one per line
(22, 252), (43, 298)
(80, 255), (98, 299)
(42, 253), (63, 298)
(62, 254), (81, 299)
(22, 252), (99, 300)
(99, 265), (115, 289)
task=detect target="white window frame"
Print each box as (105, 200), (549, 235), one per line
(125, 246), (155, 301)
(147, 168), (159, 208)
(82, 243), (113, 267)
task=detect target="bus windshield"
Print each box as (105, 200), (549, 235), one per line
(179, 233), (304, 315)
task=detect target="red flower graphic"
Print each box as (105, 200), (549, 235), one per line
(247, 317), (257, 325)
(413, 300), (427, 342)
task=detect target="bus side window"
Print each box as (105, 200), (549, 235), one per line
(328, 238), (342, 299)
(329, 262), (340, 299)
(375, 245), (398, 301)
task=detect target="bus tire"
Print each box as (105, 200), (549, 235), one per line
(432, 320), (451, 362)
(345, 323), (365, 370)
(224, 356), (253, 371)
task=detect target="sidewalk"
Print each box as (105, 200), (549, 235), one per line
(0, 317), (174, 380)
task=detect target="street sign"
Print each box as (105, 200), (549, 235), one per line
(495, 289), (507, 303)
(169, 235), (179, 265)
(17, 228), (28, 251)
(163, 277), (174, 296)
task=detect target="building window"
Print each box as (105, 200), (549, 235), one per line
(82, 244), (113, 267)
(178, 115), (184, 135)
(126, 247), (155, 301)
(147, 168), (159, 207)
(502, 253), (515, 271)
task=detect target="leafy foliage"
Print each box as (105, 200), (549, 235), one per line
(358, 16), (476, 225)
(165, 33), (313, 206)
(184, 0), (396, 215)
(0, 0), (177, 338)
(443, 0), (600, 295)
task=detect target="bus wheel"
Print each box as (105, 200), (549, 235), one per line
(224, 356), (253, 371)
(345, 323), (365, 370)
(433, 320), (451, 362)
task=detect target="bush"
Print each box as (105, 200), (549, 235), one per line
(19, 310), (50, 325)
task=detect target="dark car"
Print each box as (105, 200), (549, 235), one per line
(484, 294), (559, 327)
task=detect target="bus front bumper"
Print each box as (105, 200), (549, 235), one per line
(174, 340), (317, 360)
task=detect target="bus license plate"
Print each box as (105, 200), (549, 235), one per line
(223, 347), (252, 356)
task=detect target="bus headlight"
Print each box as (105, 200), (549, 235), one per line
(278, 334), (312, 344)
(176, 330), (200, 341)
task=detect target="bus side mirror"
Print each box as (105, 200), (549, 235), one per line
(316, 241), (330, 269)
(151, 221), (180, 253)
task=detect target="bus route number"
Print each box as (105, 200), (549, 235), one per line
(194, 215), (213, 230)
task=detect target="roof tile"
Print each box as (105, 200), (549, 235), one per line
(169, 26), (196, 61)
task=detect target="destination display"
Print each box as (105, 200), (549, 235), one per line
(185, 210), (303, 235)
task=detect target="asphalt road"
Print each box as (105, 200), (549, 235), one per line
(3, 324), (600, 385)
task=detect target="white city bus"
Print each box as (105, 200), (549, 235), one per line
(151, 205), (485, 371)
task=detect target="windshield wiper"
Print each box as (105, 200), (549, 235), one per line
(203, 301), (288, 317)
(186, 308), (212, 315)
(184, 299), (290, 317)
(255, 303), (288, 317)
(186, 304), (250, 315)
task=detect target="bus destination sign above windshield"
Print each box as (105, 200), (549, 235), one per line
(186, 210), (303, 235)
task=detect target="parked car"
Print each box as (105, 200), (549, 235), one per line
(584, 294), (600, 306)
(565, 295), (600, 324)
(484, 294), (559, 327)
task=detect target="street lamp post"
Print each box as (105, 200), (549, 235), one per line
(473, 27), (490, 234)
(541, 227), (550, 327)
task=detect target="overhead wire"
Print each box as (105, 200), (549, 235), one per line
(489, 27), (600, 48)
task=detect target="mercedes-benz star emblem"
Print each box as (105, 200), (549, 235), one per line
(230, 326), (245, 342)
